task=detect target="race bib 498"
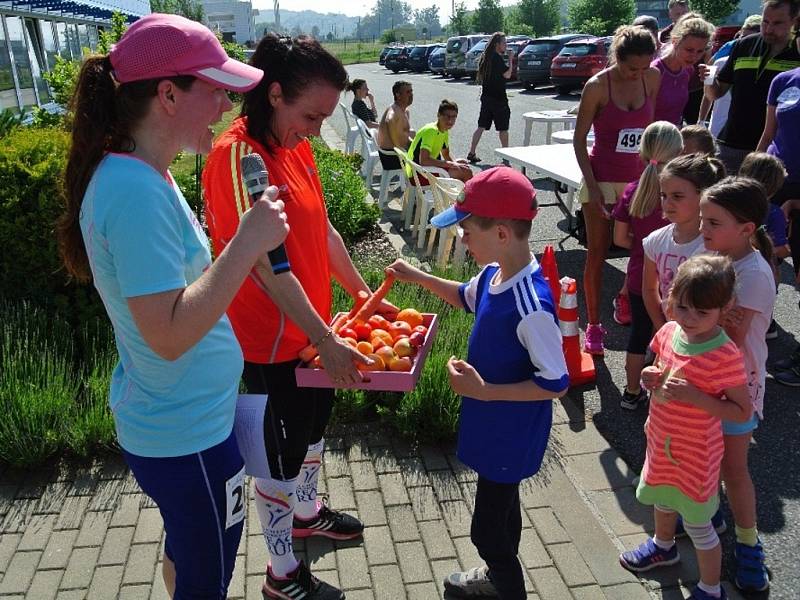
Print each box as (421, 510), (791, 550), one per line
(616, 128), (644, 154)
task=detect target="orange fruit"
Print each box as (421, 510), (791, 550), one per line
(388, 356), (413, 372)
(370, 329), (393, 345)
(375, 346), (395, 364)
(396, 308), (424, 329)
(357, 353), (385, 371)
(368, 315), (392, 330)
(356, 341), (374, 355)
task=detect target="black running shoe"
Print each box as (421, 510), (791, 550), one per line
(262, 561), (345, 600)
(620, 388), (648, 411)
(292, 497), (363, 540)
(765, 319), (778, 340)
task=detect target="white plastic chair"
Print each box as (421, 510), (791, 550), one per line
(355, 117), (379, 183)
(393, 149), (450, 247)
(423, 174), (467, 267)
(339, 102), (359, 154)
(376, 147), (406, 209)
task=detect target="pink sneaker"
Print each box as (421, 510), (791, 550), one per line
(584, 324), (606, 355)
(613, 293), (631, 326)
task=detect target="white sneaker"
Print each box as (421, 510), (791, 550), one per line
(443, 565), (499, 598)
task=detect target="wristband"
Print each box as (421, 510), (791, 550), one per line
(313, 328), (334, 348)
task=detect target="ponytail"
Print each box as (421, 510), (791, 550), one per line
(58, 56), (117, 282)
(58, 56), (195, 282)
(629, 121), (683, 218)
(702, 176), (774, 265)
(660, 152), (726, 193)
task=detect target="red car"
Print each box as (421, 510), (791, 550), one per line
(550, 37), (612, 95)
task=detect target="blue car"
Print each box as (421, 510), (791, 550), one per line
(429, 45), (446, 75)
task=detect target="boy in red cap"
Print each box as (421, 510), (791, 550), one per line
(386, 166), (569, 599)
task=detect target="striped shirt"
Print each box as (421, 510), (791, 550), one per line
(642, 322), (747, 503)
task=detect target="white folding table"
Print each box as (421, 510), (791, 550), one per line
(551, 128), (595, 146)
(521, 110), (578, 146)
(494, 144), (582, 226)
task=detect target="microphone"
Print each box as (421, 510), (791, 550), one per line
(240, 153), (290, 275)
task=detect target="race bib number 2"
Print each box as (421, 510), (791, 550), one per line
(225, 466), (246, 530)
(616, 128), (644, 154)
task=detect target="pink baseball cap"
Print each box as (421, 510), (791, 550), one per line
(109, 13), (263, 93)
(431, 166), (537, 228)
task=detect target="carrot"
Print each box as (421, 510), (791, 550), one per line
(297, 290), (370, 362)
(340, 275), (395, 332)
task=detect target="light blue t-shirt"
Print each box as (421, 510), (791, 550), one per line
(80, 153), (243, 458)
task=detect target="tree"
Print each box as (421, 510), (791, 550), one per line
(358, 0), (414, 39)
(311, 25), (320, 38)
(503, 11), (534, 36)
(567, 0), (634, 36)
(414, 5), (442, 38)
(149, 0), (204, 22)
(472, 0), (504, 34)
(690, 0), (739, 24)
(516, 0), (561, 37)
(449, 2), (471, 36)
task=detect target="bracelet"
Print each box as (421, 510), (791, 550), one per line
(312, 328), (334, 348)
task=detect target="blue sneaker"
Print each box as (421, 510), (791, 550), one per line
(675, 509), (727, 538)
(734, 539), (770, 592)
(619, 538), (680, 572)
(689, 586), (728, 599)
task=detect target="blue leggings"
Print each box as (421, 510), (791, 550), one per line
(123, 432), (245, 599)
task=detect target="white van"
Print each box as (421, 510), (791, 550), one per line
(445, 34), (488, 79)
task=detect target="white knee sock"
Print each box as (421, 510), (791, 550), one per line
(294, 438), (324, 520)
(253, 476), (299, 578)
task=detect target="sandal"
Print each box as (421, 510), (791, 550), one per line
(466, 152), (481, 164)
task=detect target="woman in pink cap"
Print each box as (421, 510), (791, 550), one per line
(56, 13), (286, 599)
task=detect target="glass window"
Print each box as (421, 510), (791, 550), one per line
(77, 24), (89, 51)
(39, 20), (58, 70)
(558, 43), (597, 57)
(67, 24), (81, 58)
(87, 25), (98, 51)
(24, 18), (49, 102)
(5, 16), (37, 108)
(0, 17), (19, 110)
(520, 41), (561, 55)
(55, 22), (71, 59)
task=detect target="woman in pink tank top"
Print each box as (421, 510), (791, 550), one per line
(573, 25), (660, 355)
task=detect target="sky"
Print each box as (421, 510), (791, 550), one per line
(253, 1), (519, 22)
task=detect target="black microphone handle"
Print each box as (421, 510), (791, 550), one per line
(247, 191), (290, 275)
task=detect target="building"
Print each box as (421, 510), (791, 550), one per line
(635, 0), (762, 26)
(0, 0), (149, 112)
(202, 0), (255, 44)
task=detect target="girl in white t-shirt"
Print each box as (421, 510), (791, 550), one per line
(641, 153), (726, 333)
(699, 176), (775, 593)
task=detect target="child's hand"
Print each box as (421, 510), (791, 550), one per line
(640, 366), (663, 391)
(385, 259), (423, 284)
(446, 356), (487, 399)
(661, 377), (701, 405)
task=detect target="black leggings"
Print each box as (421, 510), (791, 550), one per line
(242, 360), (334, 481)
(470, 476), (525, 600)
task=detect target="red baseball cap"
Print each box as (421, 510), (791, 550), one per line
(110, 13), (263, 93)
(431, 166), (537, 228)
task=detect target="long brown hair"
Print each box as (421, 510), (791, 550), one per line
(477, 32), (505, 85)
(242, 34), (348, 150)
(57, 55), (193, 282)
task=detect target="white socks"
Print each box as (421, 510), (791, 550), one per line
(697, 581), (721, 597)
(294, 438), (324, 521)
(253, 476), (299, 578)
(653, 536), (675, 551)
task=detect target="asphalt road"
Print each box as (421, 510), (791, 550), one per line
(331, 62), (800, 599)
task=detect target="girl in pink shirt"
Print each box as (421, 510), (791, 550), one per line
(620, 255), (750, 600)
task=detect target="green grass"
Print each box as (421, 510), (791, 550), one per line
(322, 40), (383, 65)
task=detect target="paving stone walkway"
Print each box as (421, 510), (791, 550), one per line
(0, 397), (747, 599)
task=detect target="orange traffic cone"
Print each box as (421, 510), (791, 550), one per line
(558, 276), (596, 387)
(540, 245), (561, 307)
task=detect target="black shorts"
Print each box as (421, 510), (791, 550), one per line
(379, 149), (402, 170)
(242, 360), (334, 481)
(478, 96), (510, 131)
(627, 292), (655, 355)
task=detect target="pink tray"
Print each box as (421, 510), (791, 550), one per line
(295, 313), (439, 391)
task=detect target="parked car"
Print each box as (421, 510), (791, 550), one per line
(464, 39), (488, 79)
(379, 46), (393, 65)
(407, 44), (443, 72)
(507, 38), (532, 80)
(517, 34), (592, 89)
(385, 46), (413, 72)
(428, 45), (446, 75)
(550, 36), (611, 95)
(445, 34), (488, 79)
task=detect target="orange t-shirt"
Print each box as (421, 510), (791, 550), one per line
(202, 118), (331, 363)
(642, 322), (747, 503)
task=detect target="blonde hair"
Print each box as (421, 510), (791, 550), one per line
(629, 121), (684, 218)
(671, 11), (715, 46)
(680, 124), (717, 155)
(738, 151), (787, 199)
